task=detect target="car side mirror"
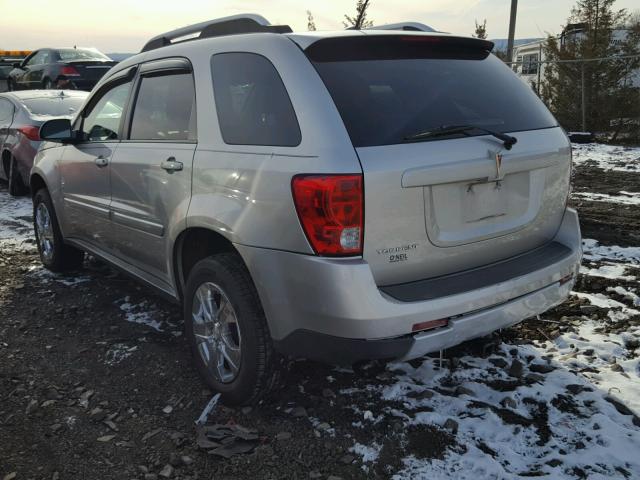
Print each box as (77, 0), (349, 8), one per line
(40, 118), (75, 143)
(13, 62), (22, 69)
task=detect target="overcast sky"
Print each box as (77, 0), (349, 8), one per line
(1, 0), (639, 52)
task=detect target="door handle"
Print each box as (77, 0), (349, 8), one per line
(161, 157), (183, 173)
(95, 156), (108, 167)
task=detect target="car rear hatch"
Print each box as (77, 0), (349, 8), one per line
(307, 34), (571, 287)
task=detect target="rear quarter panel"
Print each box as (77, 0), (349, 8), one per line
(174, 35), (362, 252)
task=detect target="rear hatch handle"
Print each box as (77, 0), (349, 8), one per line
(402, 150), (560, 188)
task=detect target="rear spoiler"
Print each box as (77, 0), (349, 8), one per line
(306, 35), (495, 62)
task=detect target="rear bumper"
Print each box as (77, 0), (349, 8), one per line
(237, 208), (582, 364)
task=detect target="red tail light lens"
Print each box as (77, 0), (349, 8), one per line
(18, 125), (41, 141)
(292, 174), (364, 256)
(60, 66), (80, 77)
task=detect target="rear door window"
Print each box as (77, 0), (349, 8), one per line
(211, 52), (301, 147)
(308, 36), (558, 148)
(129, 72), (196, 141)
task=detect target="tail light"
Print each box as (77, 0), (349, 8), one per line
(60, 66), (80, 77)
(292, 174), (363, 256)
(18, 125), (41, 141)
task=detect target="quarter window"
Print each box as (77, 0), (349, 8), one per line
(211, 53), (301, 146)
(129, 73), (196, 141)
(81, 81), (132, 141)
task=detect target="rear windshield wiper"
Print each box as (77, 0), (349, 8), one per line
(404, 125), (518, 150)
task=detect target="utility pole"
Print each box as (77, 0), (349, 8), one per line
(506, 0), (518, 63)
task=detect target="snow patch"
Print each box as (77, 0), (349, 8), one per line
(583, 239), (640, 264)
(573, 191), (640, 205)
(572, 143), (640, 173)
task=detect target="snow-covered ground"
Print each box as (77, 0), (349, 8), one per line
(1, 144), (639, 479)
(572, 143), (640, 172)
(0, 185), (34, 252)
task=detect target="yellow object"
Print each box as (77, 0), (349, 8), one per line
(0, 50), (32, 58)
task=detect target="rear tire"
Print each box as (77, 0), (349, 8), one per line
(33, 188), (84, 272)
(184, 253), (282, 406)
(43, 78), (53, 90)
(8, 157), (28, 196)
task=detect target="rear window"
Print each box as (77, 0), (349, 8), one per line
(21, 97), (85, 116)
(56, 49), (111, 62)
(308, 36), (557, 148)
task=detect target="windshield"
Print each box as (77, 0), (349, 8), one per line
(22, 97), (86, 116)
(310, 38), (557, 148)
(57, 49), (111, 62)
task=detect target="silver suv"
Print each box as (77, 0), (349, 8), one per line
(32, 15), (582, 405)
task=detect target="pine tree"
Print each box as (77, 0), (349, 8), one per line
(474, 19), (488, 39)
(343, 0), (373, 30)
(542, 0), (640, 136)
(307, 10), (317, 31)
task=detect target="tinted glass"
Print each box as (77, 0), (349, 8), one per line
(0, 99), (14, 125)
(310, 38), (558, 147)
(21, 97), (85, 116)
(82, 81), (131, 141)
(130, 73), (196, 141)
(211, 53), (301, 146)
(56, 49), (111, 62)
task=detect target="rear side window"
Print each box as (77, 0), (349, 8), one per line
(308, 36), (558, 148)
(130, 73), (196, 141)
(211, 53), (301, 147)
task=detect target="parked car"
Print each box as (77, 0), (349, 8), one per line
(8, 48), (117, 91)
(0, 90), (87, 194)
(32, 14), (582, 405)
(1, 51), (31, 93)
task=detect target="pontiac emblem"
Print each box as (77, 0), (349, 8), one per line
(495, 152), (503, 180)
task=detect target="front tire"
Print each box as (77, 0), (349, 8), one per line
(184, 253), (281, 405)
(8, 157), (28, 196)
(33, 188), (84, 272)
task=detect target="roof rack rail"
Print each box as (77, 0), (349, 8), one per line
(354, 22), (436, 32)
(141, 14), (293, 53)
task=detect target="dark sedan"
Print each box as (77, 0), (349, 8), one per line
(0, 90), (88, 195)
(7, 48), (117, 92)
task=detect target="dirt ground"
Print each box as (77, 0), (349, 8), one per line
(1, 150), (639, 480)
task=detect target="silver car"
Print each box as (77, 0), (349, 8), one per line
(32, 15), (582, 405)
(0, 90), (87, 195)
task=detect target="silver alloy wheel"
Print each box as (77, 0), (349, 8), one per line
(35, 203), (55, 262)
(191, 282), (242, 383)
